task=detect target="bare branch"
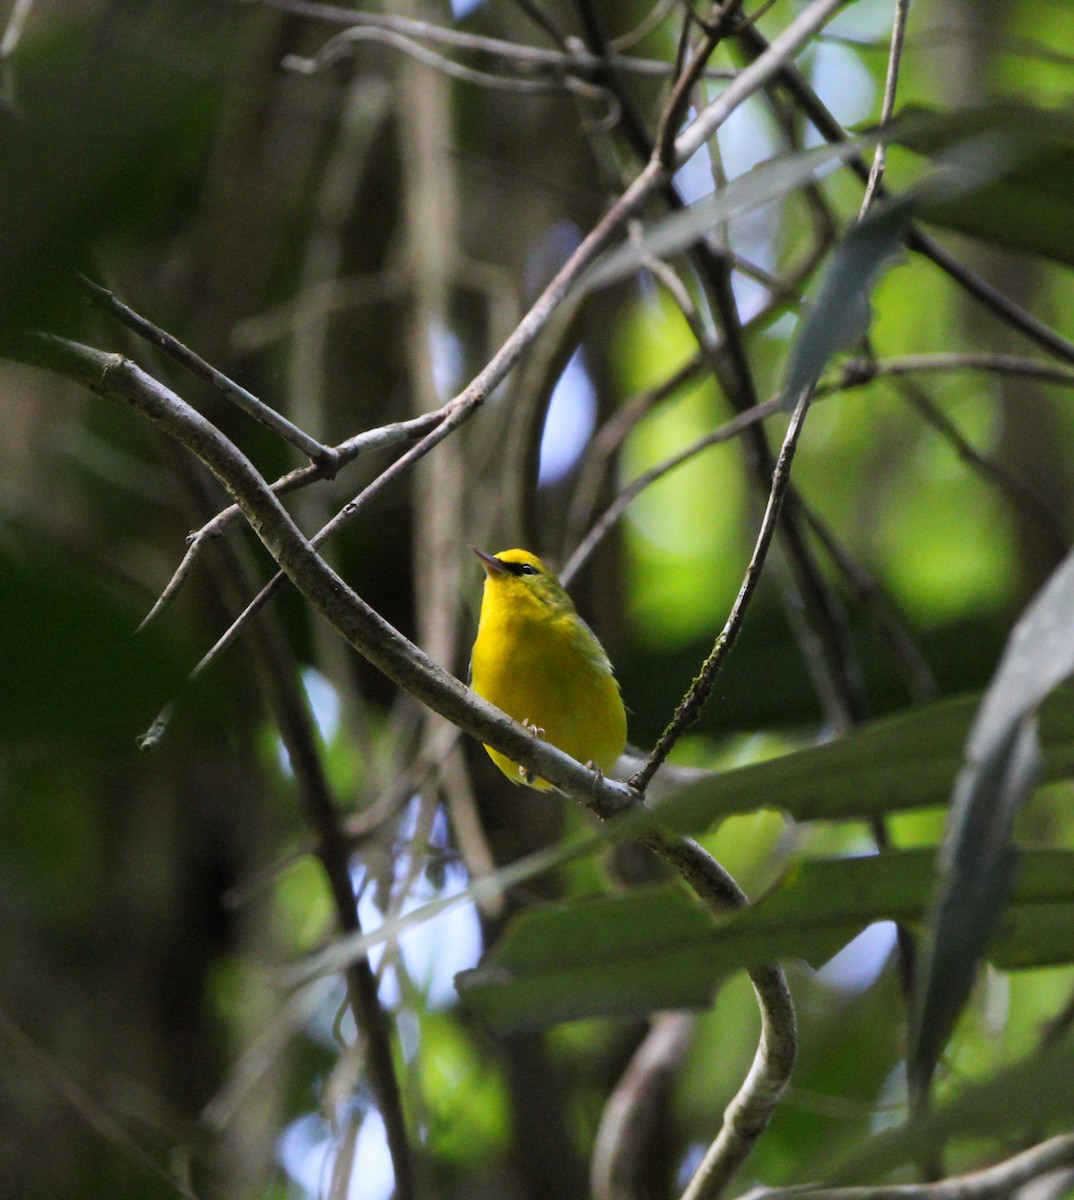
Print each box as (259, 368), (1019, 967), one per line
(591, 1013), (695, 1200)
(561, 394), (782, 588)
(0, 1005), (196, 1199)
(140, 410), (442, 630)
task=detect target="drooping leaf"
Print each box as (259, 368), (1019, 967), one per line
(455, 849), (1074, 1031)
(910, 544), (1074, 1099)
(781, 102), (1074, 406)
(782, 194), (912, 407)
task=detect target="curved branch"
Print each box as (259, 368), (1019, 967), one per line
(643, 833), (797, 1200)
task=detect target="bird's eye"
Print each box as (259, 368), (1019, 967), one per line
(519, 564), (538, 575)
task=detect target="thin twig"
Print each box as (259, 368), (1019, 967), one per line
(653, 0), (743, 167)
(631, 387), (815, 794)
(859, 0), (911, 219)
(77, 275), (336, 467)
(830, 351), (1074, 393)
(261, 0), (733, 80)
(562, 394), (782, 587)
(283, 25), (611, 104)
(897, 376), (1070, 556)
(0, 1006), (197, 1199)
(562, 352), (708, 561)
(139, 410), (442, 630)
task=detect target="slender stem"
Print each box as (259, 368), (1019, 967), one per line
(561, 394), (782, 587)
(631, 388), (815, 794)
(859, 0), (911, 218)
(139, 410), (442, 630)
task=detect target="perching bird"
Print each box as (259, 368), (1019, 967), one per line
(469, 547), (627, 790)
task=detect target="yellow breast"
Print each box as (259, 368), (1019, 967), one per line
(470, 568), (627, 791)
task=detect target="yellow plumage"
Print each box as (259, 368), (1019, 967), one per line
(469, 547), (627, 790)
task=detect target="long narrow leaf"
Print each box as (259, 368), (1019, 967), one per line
(910, 544), (1074, 1099)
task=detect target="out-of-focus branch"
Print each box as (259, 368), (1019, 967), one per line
(562, 394), (781, 587)
(739, 1134), (1074, 1200)
(261, 0), (733, 80)
(859, 0), (911, 217)
(139, 410), (442, 630)
(591, 1012), (695, 1200)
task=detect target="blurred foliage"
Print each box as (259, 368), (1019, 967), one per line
(3, 2), (1074, 1200)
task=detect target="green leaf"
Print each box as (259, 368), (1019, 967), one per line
(455, 850), (1074, 1031)
(655, 688), (1074, 832)
(910, 544), (1074, 1099)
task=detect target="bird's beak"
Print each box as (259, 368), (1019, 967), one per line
(471, 546), (507, 576)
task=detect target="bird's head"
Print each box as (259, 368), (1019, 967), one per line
(471, 547), (572, 611)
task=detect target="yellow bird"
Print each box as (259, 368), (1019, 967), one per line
(469, 547), (627, 790)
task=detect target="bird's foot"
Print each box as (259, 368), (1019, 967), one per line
(522, 718), (546, 739)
